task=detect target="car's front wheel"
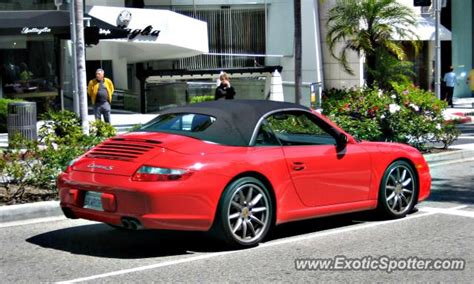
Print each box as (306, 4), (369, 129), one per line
(213, 177), (273, 247)
(377, 160), (418, 218)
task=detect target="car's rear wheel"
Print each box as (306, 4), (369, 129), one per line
(377, 160), (418, 218)
(213, 177), (273, 247)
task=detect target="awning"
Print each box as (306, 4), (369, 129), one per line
(86, 6), (209, 63)
(392, 16), (452, 41)
(84, 15), (129, 44)
(0, 10), (70, 36)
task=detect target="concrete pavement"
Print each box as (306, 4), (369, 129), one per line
(1, 160), (473, 283)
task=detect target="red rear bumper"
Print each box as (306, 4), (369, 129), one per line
(58, 170), (227, 231)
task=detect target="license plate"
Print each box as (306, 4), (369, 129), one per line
(83, 191), (103, 211)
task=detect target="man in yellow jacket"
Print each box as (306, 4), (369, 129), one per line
(87, 68), (114, 123)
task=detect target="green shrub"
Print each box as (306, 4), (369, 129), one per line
(1, 111), (117, 196)
(89, 120), (117, 140)
(39, 110), (83, 142)
(190, 95), (214, 104)
(322, 84), (460, 151)
(367, 48), (416, 90)
(0, 98), (24, 133)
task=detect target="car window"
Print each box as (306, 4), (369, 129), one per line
(265, 111), (337, 146)
(255, 122), (281, 146)
(140, 113), (216, 132)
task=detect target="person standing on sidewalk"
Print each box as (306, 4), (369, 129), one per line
(467, 68), (474, 97)
(214, 72), (236, 100)
(443, 66), (457, 107)
(87, 68), (114, 123)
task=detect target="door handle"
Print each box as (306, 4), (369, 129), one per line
(292, 162), (306, 171)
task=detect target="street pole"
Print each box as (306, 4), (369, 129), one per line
(434, 0), (441, 100)
(294, 0), (302, 104)
(73, 0), (89, 134)
(69, 0), (79, 115)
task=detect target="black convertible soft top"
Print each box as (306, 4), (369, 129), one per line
(158, 100), (309, 146)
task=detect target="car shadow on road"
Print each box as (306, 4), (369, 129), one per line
(25, 209), (397, 259)
(429, 177), (474, 204)
(26, 223), (227, 259)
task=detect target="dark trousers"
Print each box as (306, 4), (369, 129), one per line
(94, 102), (111, 123)
(445, 86), (454, 107)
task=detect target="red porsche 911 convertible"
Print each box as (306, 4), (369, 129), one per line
(58, 100), (431, 247)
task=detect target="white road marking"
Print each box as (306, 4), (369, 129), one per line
(0, 216), (66, 229)
(420, 205), (474, 218)
(56, 211), (438, 283)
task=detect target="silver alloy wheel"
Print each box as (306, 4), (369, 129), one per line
(384, 165), (415, 215)
(227, 183), (270, 244)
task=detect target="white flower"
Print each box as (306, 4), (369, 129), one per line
(389, 104), (401, 114)
(377, 89), (383, 98)
(409, 103), (419, 112)
(436, 123), (442, 130)
(380, 114), (386, 119)
(391, 94), (397, 99)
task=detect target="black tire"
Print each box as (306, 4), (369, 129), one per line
(212, 177), (273, 247)
(377, 160), (419, 219)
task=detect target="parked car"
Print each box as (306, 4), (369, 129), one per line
(58, 100), (431, 247)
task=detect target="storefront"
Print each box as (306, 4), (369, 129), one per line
(0, 5), (209, 114)
(0, 10), (70, 112)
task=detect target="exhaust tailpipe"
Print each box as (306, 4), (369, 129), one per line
(129, 219), (143, 230)
(121, 217), (143, 230)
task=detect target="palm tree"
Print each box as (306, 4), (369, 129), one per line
(326, 0), (419, 87)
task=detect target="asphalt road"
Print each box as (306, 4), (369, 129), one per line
(450, 122), (474, 146)
(1, 160), (473, 283)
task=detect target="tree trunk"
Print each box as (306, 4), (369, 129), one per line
(74, 0), (89, 134)
(294, 0), (302, 104)
(365, 54), (377, 87)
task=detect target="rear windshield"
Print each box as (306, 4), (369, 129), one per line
(139, 113), (217, 133)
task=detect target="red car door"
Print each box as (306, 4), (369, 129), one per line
(265, 111), (372, 207)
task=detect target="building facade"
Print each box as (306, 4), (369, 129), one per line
(1, 0), (467, 116)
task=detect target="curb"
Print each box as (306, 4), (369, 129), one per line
(0, 200), (62, 223)
(423, 149), (474, 164)
(1, 150), (474, 224)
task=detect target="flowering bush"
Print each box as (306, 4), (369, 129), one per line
(321, 84), (460, 151)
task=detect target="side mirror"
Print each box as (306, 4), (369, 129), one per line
(337, 133), (348, 147)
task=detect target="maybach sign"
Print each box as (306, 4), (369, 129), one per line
(116, 10), (161, 40)
(123, 25), (161, 40)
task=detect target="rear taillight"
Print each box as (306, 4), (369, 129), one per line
(132, 166), (193, 182)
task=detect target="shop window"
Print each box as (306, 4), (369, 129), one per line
(0, 36), (59, 112)
(0, 0), (56, 10)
